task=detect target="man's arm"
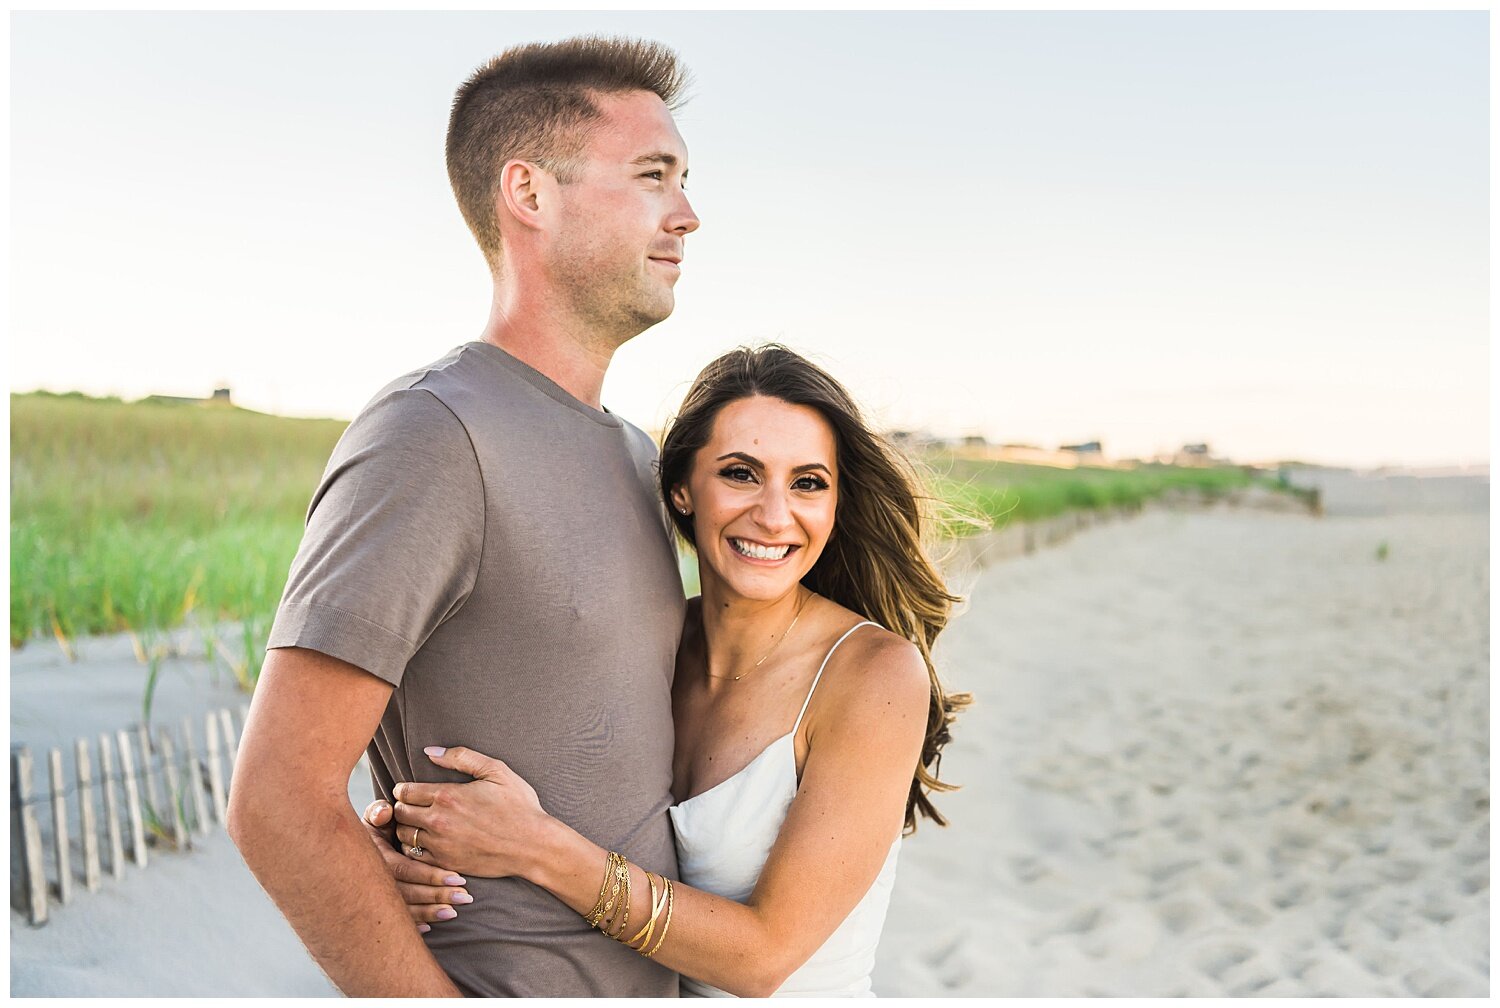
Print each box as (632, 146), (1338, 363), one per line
(228, 646), (462, 997)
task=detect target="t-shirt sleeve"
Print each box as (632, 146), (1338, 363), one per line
(266, 387), (484, 686)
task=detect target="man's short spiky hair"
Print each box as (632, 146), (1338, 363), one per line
(446, 35), (691, 269)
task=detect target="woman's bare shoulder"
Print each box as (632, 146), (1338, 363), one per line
(808, 602), (929, 721)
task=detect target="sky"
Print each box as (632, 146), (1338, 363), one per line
(8, 10), (1490, 468)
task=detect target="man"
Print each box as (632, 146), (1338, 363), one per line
(228, 36), (699, 997)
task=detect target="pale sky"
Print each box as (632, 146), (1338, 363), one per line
(9, 11), (1489, 468)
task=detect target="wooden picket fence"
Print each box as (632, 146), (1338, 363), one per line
(10, 705), (248, 926)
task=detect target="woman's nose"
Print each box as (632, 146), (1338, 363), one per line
(753, 488), (793, 533)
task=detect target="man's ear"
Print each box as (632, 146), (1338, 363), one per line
(497, 159), (552, 232)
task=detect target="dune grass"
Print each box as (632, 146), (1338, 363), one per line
(13, 391), (1273, 684)
(923, 454), (1259, 534)
(10, 392), (347, 680)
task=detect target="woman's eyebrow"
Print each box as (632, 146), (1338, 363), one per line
(716, 451), (763, 467)
(716, 452), (831, 476)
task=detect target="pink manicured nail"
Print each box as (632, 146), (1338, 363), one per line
(417, 924), (431, 933)
(436, 907), (458, 920)
(452, 893), (474, 905)
(444, 874), (467, 886)
(424, 746), (447, 757)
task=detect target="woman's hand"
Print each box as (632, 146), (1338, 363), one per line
(388, 745), (554, 880)
(361, 799), (473, 932)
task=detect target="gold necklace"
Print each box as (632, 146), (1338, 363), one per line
(707, 588), (811, 682)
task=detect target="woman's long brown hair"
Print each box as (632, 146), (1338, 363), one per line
(659, 345), (975, 833)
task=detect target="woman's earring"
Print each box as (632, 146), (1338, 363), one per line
(678, 506), (691, 516)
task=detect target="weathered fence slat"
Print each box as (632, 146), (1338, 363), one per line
(13, 749), (48, 924)
(116, 730), (147, 868)
(181, 718), (210, 837)
(218, 708), (239, 770)
(157, 730), (187, 850)
(137, 724), (164, 834)
(75, 739), (101, 892)
(98, 734), (125, 879)
(205, 713), (228, 827)
(48, 748), (72, 904)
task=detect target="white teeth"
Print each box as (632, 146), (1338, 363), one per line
(732, 538), (790, 561)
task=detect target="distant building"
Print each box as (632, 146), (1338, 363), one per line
(1060, 441), (1103, 457)
(1172, 443), (1231, 467)
(142, 387), (233, 408)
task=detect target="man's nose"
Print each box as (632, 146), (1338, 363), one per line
(670, 189), (700, 236)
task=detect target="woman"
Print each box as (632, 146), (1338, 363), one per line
(367, 345), (970, 997)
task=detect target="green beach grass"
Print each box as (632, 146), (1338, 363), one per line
(12, 391), (1278, 686)
(10, 392), (347, 676)
(923, 453), (1260, 533)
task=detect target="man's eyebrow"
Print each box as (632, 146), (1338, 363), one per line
(630, 152), (681, 168)
(715, 452), (832, 476)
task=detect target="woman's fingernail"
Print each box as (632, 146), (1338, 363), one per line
(424, 746), (447, 757)
(444, 874), (467, 886)
(452, 892), (474, 905)
(417, 923), (431, 933)
(436, 907), (458, 920)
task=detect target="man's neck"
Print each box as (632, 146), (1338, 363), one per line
(477, 283), (623, 411)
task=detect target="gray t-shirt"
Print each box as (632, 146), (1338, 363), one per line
(267, 341), (685, 997)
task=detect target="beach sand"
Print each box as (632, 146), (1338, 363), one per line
(873, 506), (1488, 997)
(11, 502), (1489, 996)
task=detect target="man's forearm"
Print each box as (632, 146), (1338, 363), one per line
(230, 784), (461, 997)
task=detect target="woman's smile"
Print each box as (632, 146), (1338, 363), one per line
(727, 537), (799, 563)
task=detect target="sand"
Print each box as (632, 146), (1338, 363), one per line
(10, 495), (1489, 996)
(872, 505), (1488, 997)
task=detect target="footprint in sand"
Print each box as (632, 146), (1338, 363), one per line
(1009, 855), (1047, 884)
(1214, 896), (1272, 928)
(1318, 909), (1352, 942)
(1156, 897), (1212, 935)
(1416, 892), (1458, 925)
(1403, 964), (1474, 998)
(1268, 879), (1309, 910)
(1223, 960), (1281, 997)
(1191, 941), (1256, 981)
(1376, 858), (1423, 883)
(1144, 856), (1200, 886)
(920, 933), (974, 990)
(1457, 870), (1487, 896)
(1294, 951), (1382, 996)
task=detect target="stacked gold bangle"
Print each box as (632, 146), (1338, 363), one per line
(584, 851), (675, 959)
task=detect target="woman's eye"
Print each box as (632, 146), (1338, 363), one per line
(794, 476), (829, 492)
(720, 466), (755, 483)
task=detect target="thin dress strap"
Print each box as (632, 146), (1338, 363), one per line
(792, 621), (880, 734)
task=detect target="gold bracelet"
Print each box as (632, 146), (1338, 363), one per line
(605, 855), (632, 940)
(644, 876), (674, 958)
(627, 871), (664, 949)
(584, 851), (618, 927)
(605, 853), (629, 933)
(592, 852), (627, 928)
